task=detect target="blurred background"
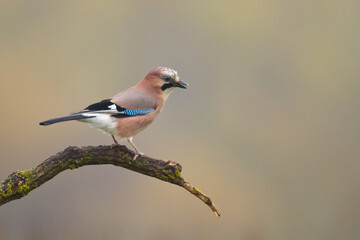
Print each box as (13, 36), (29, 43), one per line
(0, 0), (359, 239)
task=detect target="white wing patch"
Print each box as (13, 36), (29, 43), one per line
(108, 104), (117, 110)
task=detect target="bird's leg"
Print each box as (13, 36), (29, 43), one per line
(127, 137), (144, 160)
(111, 135), (119, 145)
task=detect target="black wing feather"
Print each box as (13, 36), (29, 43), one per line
(85, 99), (125, 112)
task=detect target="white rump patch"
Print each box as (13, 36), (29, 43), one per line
(79, 113), (117, 135)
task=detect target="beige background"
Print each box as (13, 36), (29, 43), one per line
(0, 1), (359, 239)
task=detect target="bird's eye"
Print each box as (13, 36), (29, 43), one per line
(163, 75), (171, 82)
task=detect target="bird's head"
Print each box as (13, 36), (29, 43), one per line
(143, 67), (189, 100)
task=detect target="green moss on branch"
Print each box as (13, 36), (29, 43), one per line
(0, 145), (220, 217)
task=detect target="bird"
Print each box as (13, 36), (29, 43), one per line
(39, 67), (188, 159)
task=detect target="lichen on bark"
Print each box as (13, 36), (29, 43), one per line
(0, 145), (220, 217)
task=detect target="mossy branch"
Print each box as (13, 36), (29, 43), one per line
(0, 145), (221, 217)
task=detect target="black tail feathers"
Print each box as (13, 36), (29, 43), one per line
(39, 114), (95, 126)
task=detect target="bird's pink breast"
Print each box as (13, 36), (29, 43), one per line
(114, 110), (160, 138)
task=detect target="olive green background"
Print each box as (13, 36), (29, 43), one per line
(0, 1), (359, 239)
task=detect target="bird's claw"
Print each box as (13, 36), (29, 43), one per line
(133, 151), (144, 160)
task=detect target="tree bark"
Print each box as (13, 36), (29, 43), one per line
(0, 145), (220, 217)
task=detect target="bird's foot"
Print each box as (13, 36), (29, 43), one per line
(133, 151), (144, 160)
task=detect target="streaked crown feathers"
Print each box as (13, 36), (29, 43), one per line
(149, 66), (179, 81)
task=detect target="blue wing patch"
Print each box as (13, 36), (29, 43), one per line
(112, 108), (154, 118)
(123, 109), (154, 116)
(83, 100), (154, 118)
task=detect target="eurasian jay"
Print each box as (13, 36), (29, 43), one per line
(39, 67), (188, 159)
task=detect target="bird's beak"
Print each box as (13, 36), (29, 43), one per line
(174, 80), (189, 89)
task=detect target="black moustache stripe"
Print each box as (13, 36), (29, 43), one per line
(161, 83), (174, 91)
